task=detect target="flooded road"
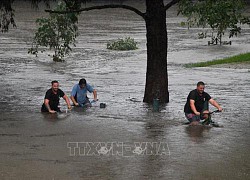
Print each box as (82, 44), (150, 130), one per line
(0, 1), (250, 179)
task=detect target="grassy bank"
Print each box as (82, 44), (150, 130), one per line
(185, 52), (250, 68)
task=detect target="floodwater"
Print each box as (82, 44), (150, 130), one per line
(0, 1), (250, 180)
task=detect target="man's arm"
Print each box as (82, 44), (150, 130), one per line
(209, 99), (223, 111)
(63, 95), (72, 109)
(70, 85), (79, 106)
(70, 96), (79, 106)
(44, 99), (56, 113)
(93, 89), (97, 101)
(190, 99), (200, 115)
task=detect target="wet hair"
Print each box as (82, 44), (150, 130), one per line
(51, 80), (59, 85)
(79, 78), (86, 86)
(197, 81), (205, 87)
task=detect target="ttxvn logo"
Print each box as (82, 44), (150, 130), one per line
(67, 142), (170, 157)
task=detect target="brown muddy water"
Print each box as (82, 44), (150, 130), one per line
(0, 1), (250, 180)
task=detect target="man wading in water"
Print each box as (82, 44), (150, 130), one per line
(70, 78), (97, 107)
(184, 81), (223, 125)
(41, 80), (72, 113)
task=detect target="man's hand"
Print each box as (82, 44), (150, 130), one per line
(49, 110), (56, 114)
(74, 103), (79, 107)
(195, 111), (200, 116)
(218, 107), (223, 112)
(68, 105), (72, 110)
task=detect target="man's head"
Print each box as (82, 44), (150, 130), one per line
(79, 78), (86, 89)
(196, 81), (205, 94)
(51, 80), (59, 92)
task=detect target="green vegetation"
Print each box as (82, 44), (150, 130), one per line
(179, 0), (250, 45)
(0, 1), (16, 32)
(28, 1), (79, 62)
(107, 37), (138, 51)
(185, 52), (250, 67)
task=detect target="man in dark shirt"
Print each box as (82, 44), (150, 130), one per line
(41, 80), (72, 113)
(184, 81), (222, 125)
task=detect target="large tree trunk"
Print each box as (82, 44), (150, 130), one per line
(143, 0), (169, 103)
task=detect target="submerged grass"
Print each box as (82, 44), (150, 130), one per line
(185, 52), (250, 68)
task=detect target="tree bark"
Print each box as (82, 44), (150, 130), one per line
(143, 0), (169, 103)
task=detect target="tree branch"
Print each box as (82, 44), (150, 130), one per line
(164, 0), (181, 11)
(45, 4), (145, 20)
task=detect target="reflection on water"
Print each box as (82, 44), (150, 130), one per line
(185, 125), (211, 143)
(0, 1), (250, 179)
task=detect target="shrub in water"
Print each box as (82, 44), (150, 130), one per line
(107, 37), (138, 51)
